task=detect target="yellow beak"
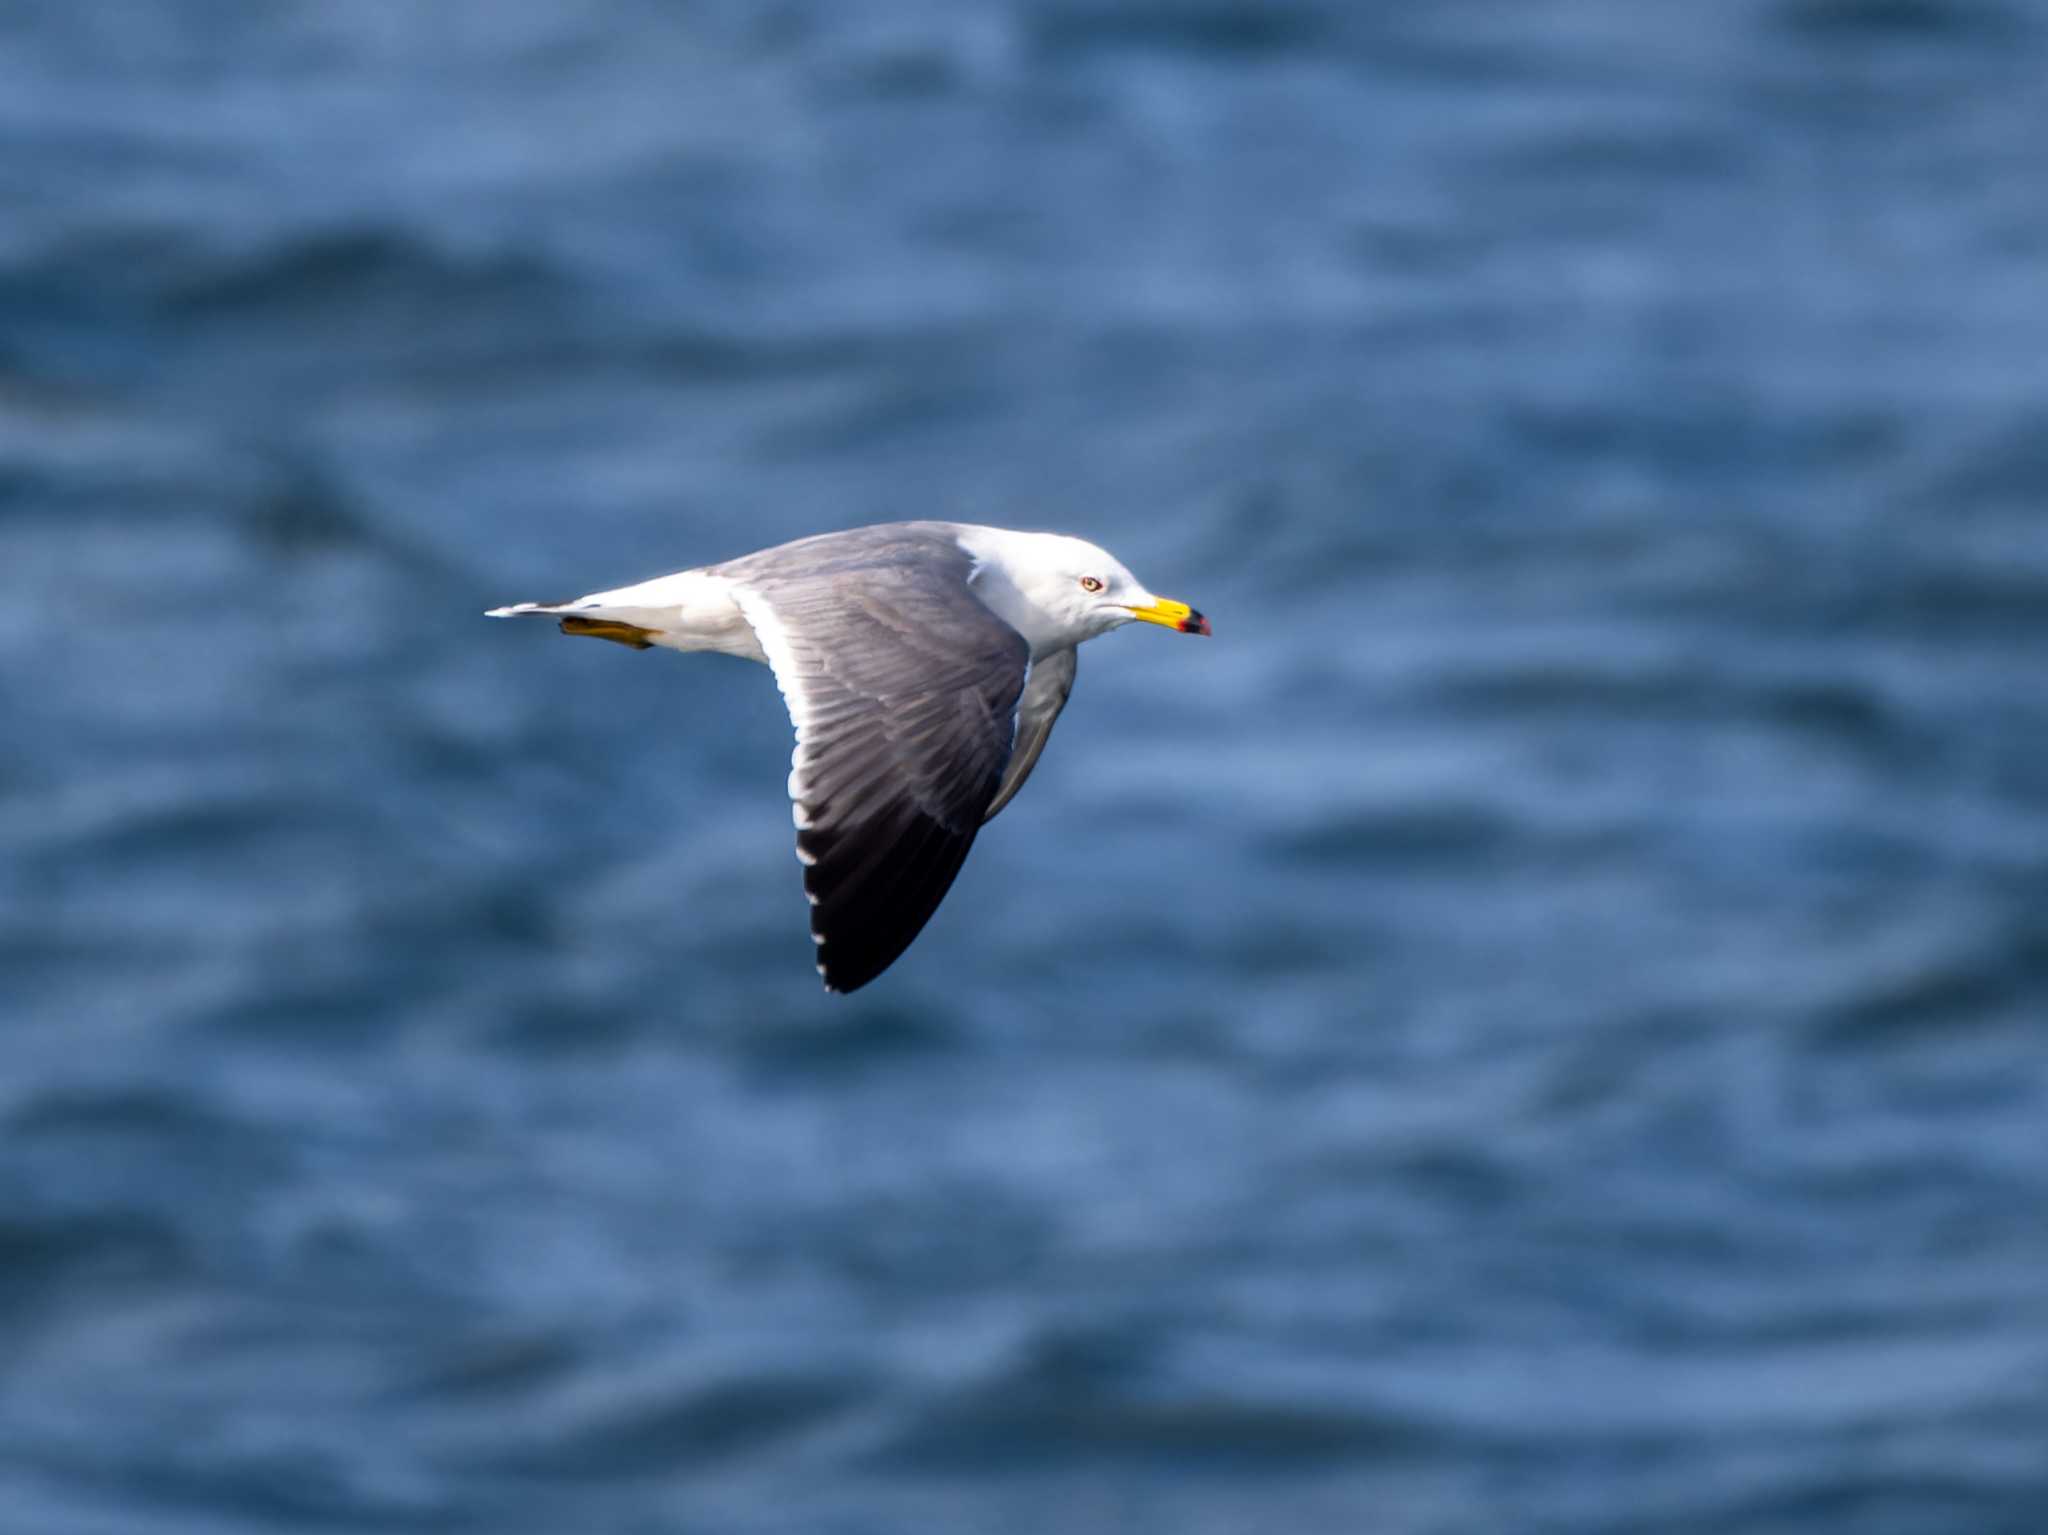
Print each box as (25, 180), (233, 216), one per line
(1122, 597), (1211, 636)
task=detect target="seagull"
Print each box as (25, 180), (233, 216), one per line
(488, 522), (1209, 992)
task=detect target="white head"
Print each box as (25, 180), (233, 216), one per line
(957, 527), (1210, 657)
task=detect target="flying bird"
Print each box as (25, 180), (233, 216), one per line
(488, 521), (1210, 992)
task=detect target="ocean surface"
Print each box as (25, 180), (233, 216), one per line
(4, 2), (2046, 1531)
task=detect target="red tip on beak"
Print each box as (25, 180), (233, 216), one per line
(1180, 610), (1211, 636)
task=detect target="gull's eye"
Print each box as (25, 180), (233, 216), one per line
(1078, 575), (1105, 593)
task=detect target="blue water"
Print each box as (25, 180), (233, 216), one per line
(4, 2), (2046, 1531)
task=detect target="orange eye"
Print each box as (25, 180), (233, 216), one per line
(1079, 576), (1105, 593)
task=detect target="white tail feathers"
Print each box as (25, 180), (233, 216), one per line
(482, 570), (765, 662)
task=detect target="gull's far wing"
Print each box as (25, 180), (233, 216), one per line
(984, 646), (1076, 823)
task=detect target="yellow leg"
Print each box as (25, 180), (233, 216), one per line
(558, 616), (658, 650)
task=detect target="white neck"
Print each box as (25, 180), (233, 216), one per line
(954, 526), (1092, 659)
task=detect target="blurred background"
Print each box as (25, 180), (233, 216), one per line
(3, 2), (2046, 1531)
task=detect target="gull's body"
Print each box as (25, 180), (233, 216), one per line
(488, 521), (1208, 992)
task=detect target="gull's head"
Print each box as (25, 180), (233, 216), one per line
(963, 528), (1210, 653)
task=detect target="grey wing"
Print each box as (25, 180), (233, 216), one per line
(984, 646), (1076, 823)
(725, 529), (1029, 992)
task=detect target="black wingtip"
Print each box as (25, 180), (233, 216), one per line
(801, 813), (977, 995)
